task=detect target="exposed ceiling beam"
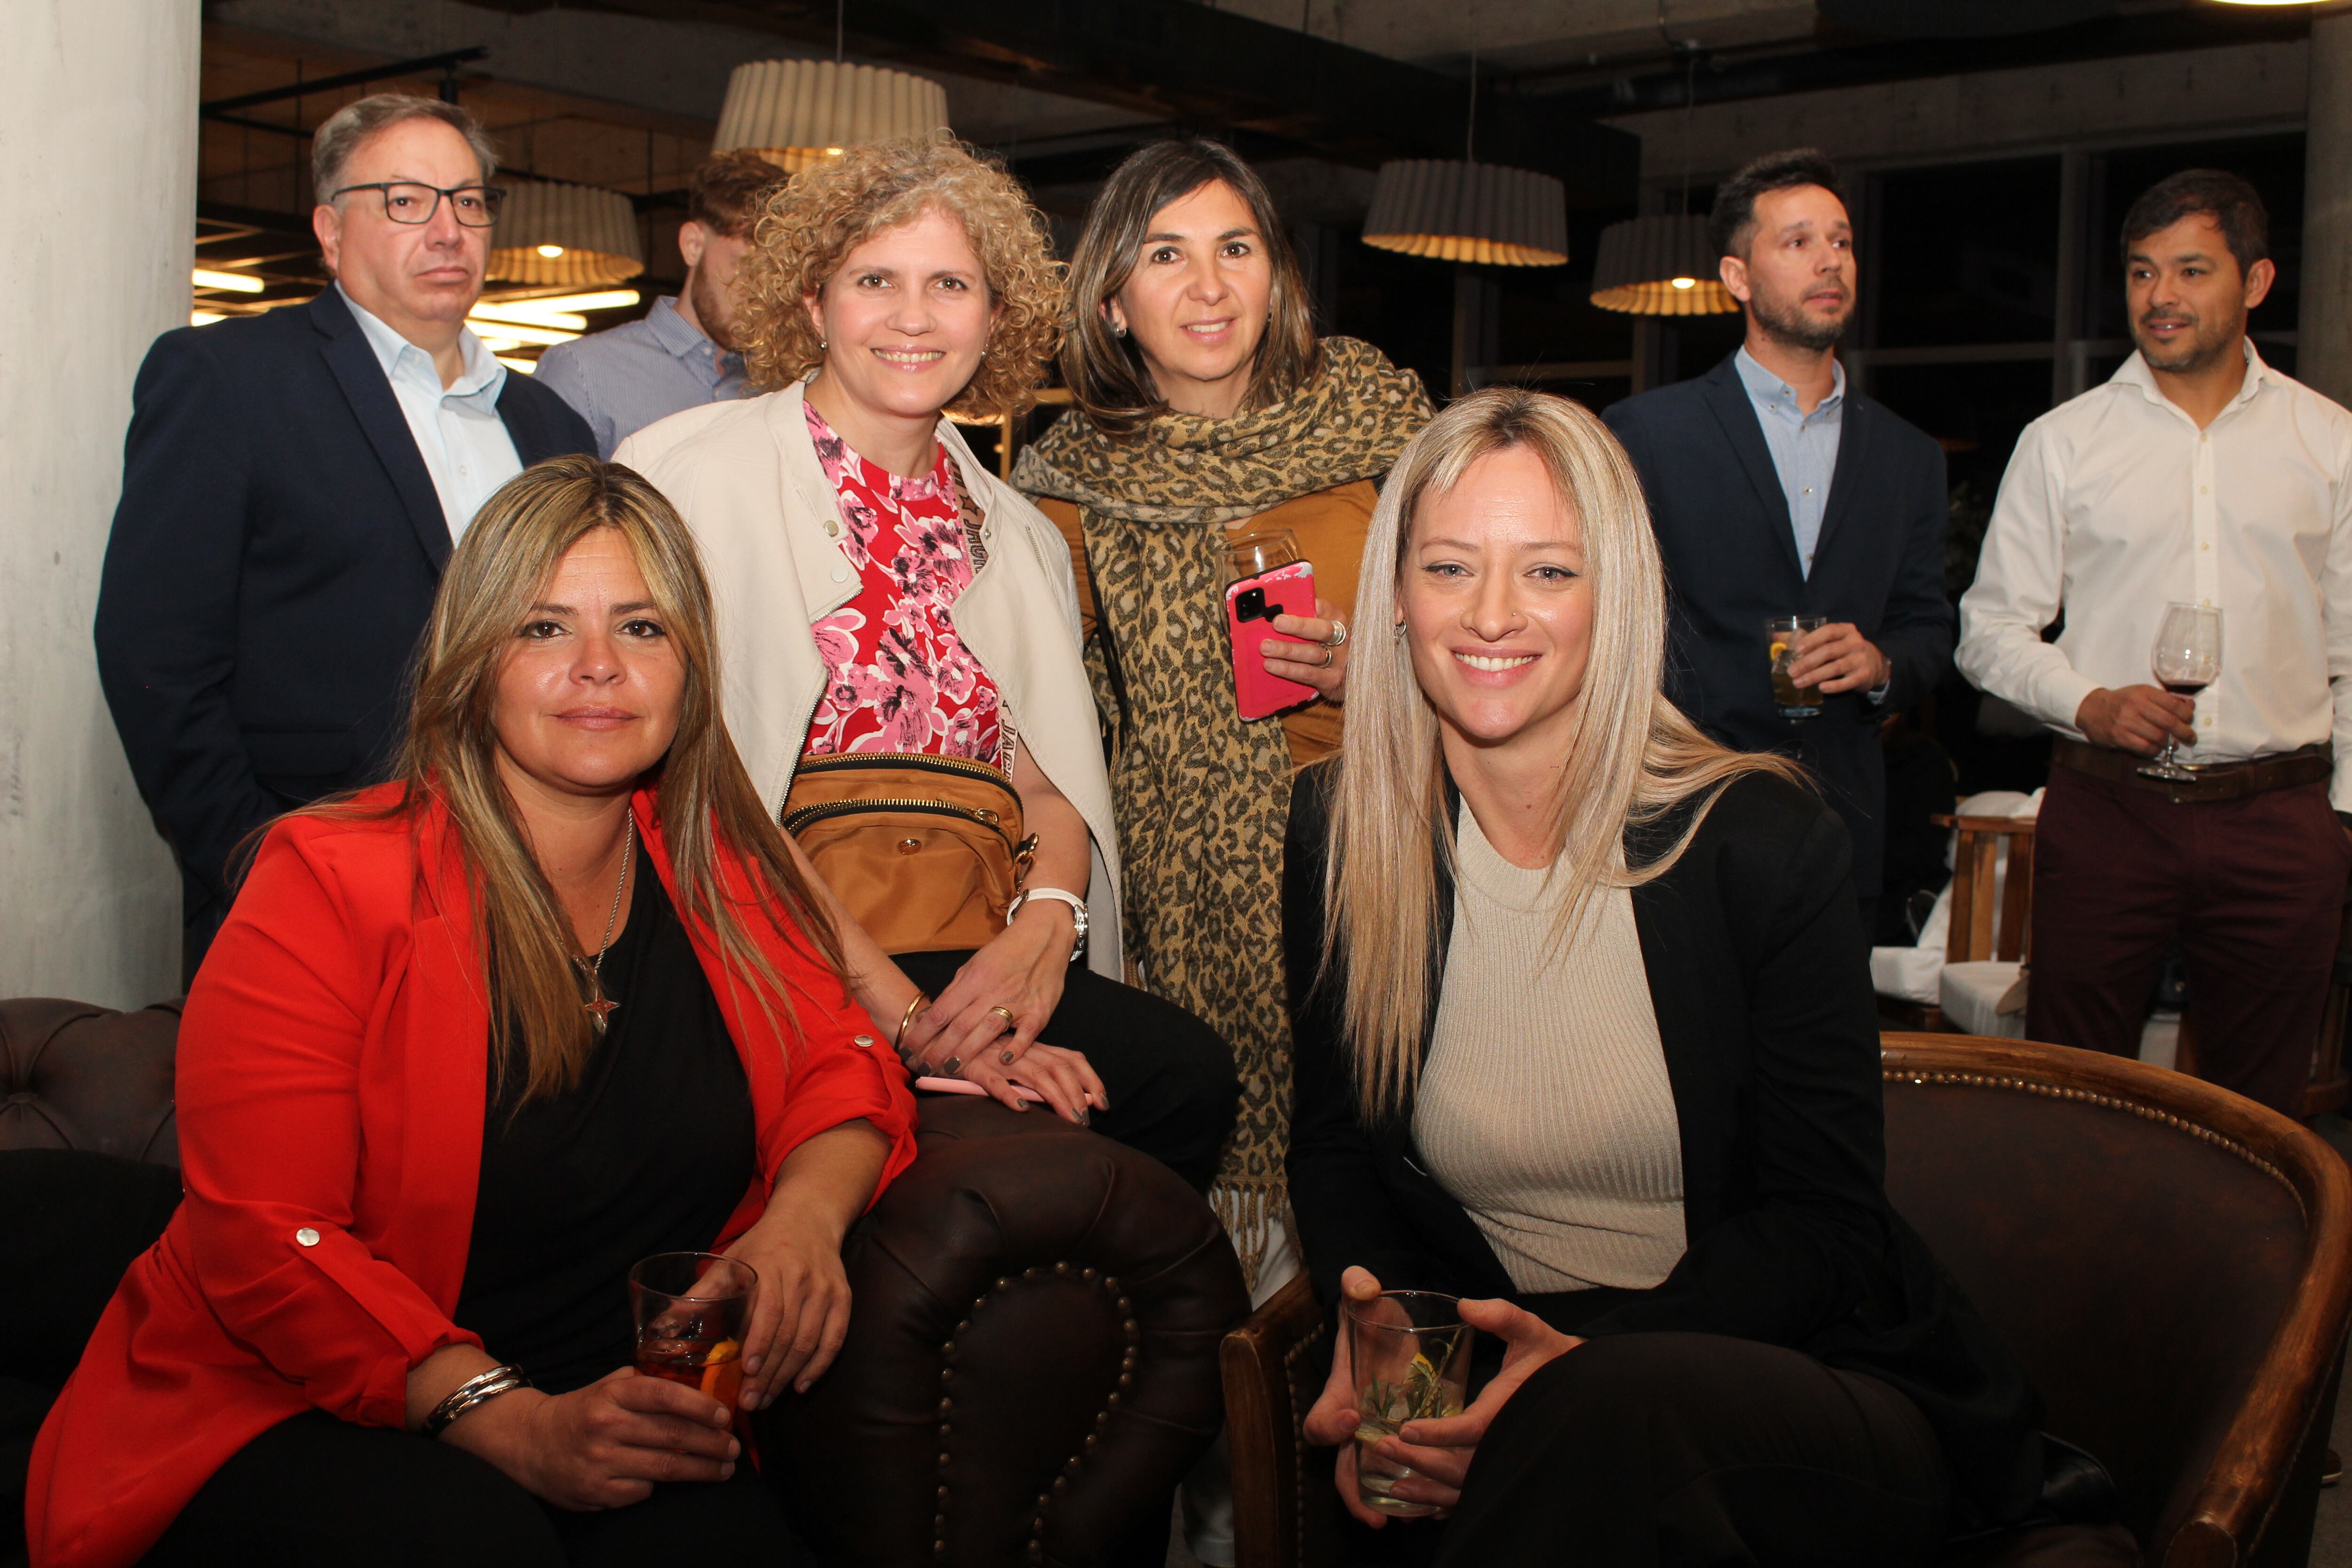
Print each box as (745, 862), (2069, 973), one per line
(201, 45), (489, 113)
(1521, 4), (2311, 115)
(465, 0), (1639, 203)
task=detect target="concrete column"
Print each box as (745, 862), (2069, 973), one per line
(2304, 5), (2352, 409)
(0, 2), (197, 1004)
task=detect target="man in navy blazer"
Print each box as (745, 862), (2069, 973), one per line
(1604, 150), (1952, 937)
(95, 95), (593, 975)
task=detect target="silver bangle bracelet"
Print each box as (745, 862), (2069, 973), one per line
(422, 1364), (533, 1439)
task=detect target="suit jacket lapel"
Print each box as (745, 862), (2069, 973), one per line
(398, 805), (490, 1311)
(1808, 392), (1871, 577)
(1625, 807), (1738, 1244)
(1698, 358), (1805, 584)
(310, 290), (453, 575)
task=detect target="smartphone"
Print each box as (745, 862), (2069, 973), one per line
(1226, 560), (1319, 721)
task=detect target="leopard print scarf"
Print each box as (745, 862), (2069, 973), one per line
(1015, 338), (1431, 1287)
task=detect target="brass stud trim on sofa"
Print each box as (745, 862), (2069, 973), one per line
(933, 1265), (1135, 1562)
(1887, 1068), (2298, 1212)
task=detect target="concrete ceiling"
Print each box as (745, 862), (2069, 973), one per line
(196, 0), (2316, 233)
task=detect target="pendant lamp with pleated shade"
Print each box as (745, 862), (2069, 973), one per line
(1588, 213), (1739, 316)
(713, 59), (951, 175)
(489, 180), (646, 287)
(1361, 159), (1570, 267)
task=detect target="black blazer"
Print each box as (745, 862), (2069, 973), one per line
(94, 288), (594, 910)
(1282, 763), (2043, 1525)
(1602, 355), (1953, 899)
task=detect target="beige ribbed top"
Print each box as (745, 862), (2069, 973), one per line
(1412, 808), (1687, 1295)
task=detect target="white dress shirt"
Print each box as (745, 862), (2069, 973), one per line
(1956, 343), (2352, 808)
(339, 285), (522, 541)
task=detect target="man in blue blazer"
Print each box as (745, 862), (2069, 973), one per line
(1604, 149), (1953, 939)
(95, 95), (594, 976)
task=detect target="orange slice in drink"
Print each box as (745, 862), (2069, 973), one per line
(698, 1337), (741, 1397)
(1769, 640), (1788, 662)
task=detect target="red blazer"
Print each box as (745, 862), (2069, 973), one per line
(28, 784), (918, 1568)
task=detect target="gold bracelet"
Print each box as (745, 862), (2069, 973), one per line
(895, 992), (930, 1051)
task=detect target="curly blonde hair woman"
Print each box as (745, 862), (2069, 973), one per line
(618, 135), (1238, 1243)
(730, 133), (1062, 418)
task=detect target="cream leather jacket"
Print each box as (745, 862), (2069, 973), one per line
(617, 382), (1123, 979)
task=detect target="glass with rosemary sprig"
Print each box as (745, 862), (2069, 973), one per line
(1344, 1290), (1474, 1517)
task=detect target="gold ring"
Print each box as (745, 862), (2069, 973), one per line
(988, 1005), (1017, 1032)
(1321, 646), (1335, 668)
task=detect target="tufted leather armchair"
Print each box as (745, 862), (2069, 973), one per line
(0, 998), (180, 1165)
(0, 997), (1247, 1568)
(1224, 1035), (2352, 1568)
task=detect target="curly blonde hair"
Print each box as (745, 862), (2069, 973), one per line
(733, 134), (1063, 418)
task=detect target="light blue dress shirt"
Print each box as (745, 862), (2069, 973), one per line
(340, 285), (521, 542)
(532, 296), (752, 459)
(1733, 345), (1844, 581)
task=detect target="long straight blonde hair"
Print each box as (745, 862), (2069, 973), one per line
(318, 456), (842, 1103)
(1324, 388), (1800, 1121)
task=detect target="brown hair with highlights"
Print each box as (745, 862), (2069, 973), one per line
(731, 134), (1063, 418)
(305, 455), (842, 1105)
(1059, 138), (1320, 438)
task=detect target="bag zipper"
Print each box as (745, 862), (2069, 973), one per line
(794, 751), (1016, 788)
(782, 796), (1015, 841)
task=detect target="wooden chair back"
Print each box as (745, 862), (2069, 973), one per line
(1930, 812), (2036, 964)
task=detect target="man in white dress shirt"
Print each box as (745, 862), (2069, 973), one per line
(1958, 170), (2352, 1117)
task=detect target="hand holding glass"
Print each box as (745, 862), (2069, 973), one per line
(1345, 1290), (1475, 1518)
(1767, 615), (1827, 719)
(2139, 603), (2222, 782)
(629, 1252), (755, 1411)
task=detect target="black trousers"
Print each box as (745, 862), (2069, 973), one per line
(143, 1409), (810, 1567)
(894, 948), (1240, 1193)
(1425, 1332), (1952, 1568)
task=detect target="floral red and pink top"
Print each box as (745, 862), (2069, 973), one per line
(803, 403), (1008, 769)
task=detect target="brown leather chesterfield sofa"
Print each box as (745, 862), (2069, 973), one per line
(1224, 1034), (2352, 1568)
(0, 996), (1247, 1568)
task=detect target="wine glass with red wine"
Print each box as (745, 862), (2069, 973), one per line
(2139, 602), (2222, 782)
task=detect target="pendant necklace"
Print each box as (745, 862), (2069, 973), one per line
(580, 820), (634, 1035)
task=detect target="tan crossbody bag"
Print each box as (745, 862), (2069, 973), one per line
(782, 752), (1037, 955)
(780, 467), (1038, 955)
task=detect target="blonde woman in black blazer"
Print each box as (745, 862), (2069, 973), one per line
(1284, 389), (2049, 1563)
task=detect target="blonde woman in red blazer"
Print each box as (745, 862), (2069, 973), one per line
(30, 457), (918, 1568)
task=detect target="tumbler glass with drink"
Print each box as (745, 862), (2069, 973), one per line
(2139, 602), (2223, 782)
(629, 1252), (755, 1411)
(1345, 1290), (1475, 1518)
(1766, 615), (1826, 720)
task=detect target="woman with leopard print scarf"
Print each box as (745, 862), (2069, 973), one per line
(1015, 139), (1430, 1303)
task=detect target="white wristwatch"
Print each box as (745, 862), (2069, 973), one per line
(1008, 886), (1088, 962)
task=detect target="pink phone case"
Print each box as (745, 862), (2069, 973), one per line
(1226, 560), (1319, 721)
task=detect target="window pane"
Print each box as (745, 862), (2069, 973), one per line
(1866, 158), (2062, 349)
(1865, 359), (2055, 598)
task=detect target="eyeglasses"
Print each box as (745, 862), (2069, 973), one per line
(330, 182), (506, 227)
